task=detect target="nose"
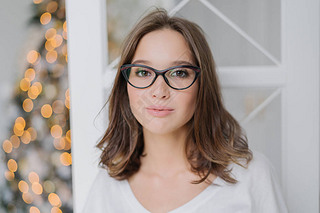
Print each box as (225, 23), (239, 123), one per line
(150, 76), (170, 99)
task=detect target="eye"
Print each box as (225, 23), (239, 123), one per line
(169, 69), (189, 78)
(135, 69), (152, 77)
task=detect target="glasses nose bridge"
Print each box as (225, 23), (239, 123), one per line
(152, 69), (170, 87)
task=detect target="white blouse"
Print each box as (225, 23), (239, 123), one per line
(82, 152), (288, 213)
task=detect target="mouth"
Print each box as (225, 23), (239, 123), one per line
(146, 106), (174, 117)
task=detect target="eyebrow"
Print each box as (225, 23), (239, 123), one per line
(131, 59), (195, 67)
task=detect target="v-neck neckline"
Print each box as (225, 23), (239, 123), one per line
(118, 176), (224, 213)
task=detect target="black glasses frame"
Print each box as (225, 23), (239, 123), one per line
(120, 64), (201, 90)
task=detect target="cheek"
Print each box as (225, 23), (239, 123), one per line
(127, 85), (148, 121)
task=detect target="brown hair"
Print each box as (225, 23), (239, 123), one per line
(97, 8), (252, 184)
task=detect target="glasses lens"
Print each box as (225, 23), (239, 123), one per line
(165, 67), (196, 89)
(124, 66), (155, 88)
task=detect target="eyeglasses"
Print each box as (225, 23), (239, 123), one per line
(120, 64), (201, 90)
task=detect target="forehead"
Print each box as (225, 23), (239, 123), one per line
(132, 29), (194, 68)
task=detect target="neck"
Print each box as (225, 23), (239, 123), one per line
(140, 127), (190, 177)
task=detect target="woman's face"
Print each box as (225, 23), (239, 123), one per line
(127, 29), (198, 135)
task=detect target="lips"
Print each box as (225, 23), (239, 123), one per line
(146, 106), (174, 117)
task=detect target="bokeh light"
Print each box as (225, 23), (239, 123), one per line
(10, 135), (20, 148)
(40, 12), (52, 25)
(22, 192), (33, 204)
(27, 50), (40, 64)
(30, 206), (40, 213)
(46, 51), (58, 63)
(32, 182), (43, 195)
(33, 0), (42, 4)
(41, 104), (53, 118)
(65, 88), (70, 109)
(28, 172), (40, 184)
(5, 170), (15, 181)
(43, 180), (55, 193)
(13, 126), (24, 137)
(51, 125), (62, 138)
(27, 127), (38, 141)
(45, 28), (57, 40)
(52, 100), (64, 114)
(53, 138), (65, 150)
(33, 82), (43, 94)
(20, 78), (31, 91)
(63, 21), (67, 32)
(18, 180), (29, 193)
(25, 68), (36, 81)
(48, 193), (61, 207)
(21, 131), (32, 144)
(51, 207), (62, 213)
(3, 140), (13, 153)
(7, 159), (18, 172)
(52, 35), (63, 48)
(15, 117), (26, 130)
(46, 1), (58, 13)
(61, 44), (67, 56)
(28, 85), (40, 99)
(23, 98), (34, 112)
(60, 152), (72, 166)
(45, 40), (55, 51)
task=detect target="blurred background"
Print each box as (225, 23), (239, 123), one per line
(1, 0), (319, 212)
(0, 0), (71, 212)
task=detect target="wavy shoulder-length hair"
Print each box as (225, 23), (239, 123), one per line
(97, 8), (252, 184)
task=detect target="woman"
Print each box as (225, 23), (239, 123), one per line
(83, 9), (287, 213)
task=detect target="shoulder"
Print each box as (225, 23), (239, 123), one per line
(230, 151), (276, 182)
(226, 151), (288, 213)
(82, 168), (123, 212)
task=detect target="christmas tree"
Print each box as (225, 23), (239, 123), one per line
(0, 0), (72, 212)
